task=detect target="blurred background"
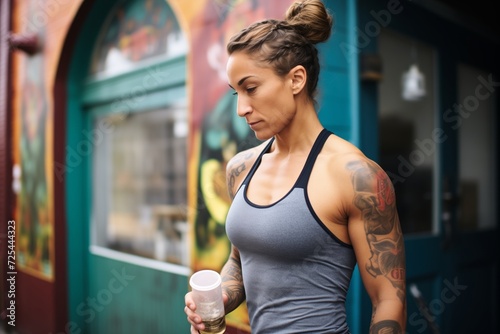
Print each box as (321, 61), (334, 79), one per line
(0, 0), (498, 333)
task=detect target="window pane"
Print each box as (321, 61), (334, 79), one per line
(458, 64), (497, 230)
(378, 29), (437, 234)
(92, 104), (189, 266)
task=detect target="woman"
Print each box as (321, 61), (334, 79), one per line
(185, 0), (406, 333)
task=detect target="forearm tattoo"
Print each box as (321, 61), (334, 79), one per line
(221, 254), (245, 314)
(347, 160), (406, 303)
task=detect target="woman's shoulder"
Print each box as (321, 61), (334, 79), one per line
(225, 140), (271, 198)
(324, 134), (366, 163)
(323, 133), (387, 177)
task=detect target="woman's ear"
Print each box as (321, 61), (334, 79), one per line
(289, 65), (307, 95)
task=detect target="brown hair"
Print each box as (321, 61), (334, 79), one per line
(226, 0), (334, 101)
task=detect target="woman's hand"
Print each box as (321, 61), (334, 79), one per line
(185, 291), (204, 333)
(185, 291), (229, 333)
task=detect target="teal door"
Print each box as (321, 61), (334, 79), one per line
(65, 0), (192, 332)
(83, 56), (190, 333)
(357, 1), (499, 333)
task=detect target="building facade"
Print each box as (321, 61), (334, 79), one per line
(0, 0), (498, 333)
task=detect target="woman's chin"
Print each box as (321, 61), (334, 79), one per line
(253, 131), (273, 141)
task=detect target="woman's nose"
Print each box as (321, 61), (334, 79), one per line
(236, 96), (252, 117)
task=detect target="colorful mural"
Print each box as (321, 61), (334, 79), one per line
(190, 0), (293, 330)
(89, 0), (187, 77)
(15, 1), (53, 280)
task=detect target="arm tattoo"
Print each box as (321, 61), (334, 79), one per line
(221, 254), (245, 313)
(347, 160), (406, 303)
(226, 151), (254, 199)
(227, 163), (246, 199)
(370, 320), (403, 334)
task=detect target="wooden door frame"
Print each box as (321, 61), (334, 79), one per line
(0, 0), (13, 329)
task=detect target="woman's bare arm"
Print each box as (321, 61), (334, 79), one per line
(345, 158), (407, 333)
(221, 245), (245, 314)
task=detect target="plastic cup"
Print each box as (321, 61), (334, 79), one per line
(189, 270), (226, 334)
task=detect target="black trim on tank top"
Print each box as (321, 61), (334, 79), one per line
(305, 196), (354, 249)
(238, 129), (352, 248)
(295, 128), (332, 188)
(241, 137), (275, 187)
(242, 129), (332, 208)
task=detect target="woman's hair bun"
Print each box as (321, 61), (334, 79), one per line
(285, 0), (334, 44)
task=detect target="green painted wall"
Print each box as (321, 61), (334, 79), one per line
(318, 1), (363, 332)
(87, 255), (189, 333)
(318, 0), (360, 146)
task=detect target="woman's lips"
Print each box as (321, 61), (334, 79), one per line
(247, 121), (261, 130)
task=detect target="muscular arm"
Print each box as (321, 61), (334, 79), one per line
(221, 246), (245, 314)
(345, 159), (407, 333)
(219, 147), (259, 313)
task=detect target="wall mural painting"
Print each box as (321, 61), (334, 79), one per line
(190, 0), (292, 330)
(16, 3), (53, 280)
(90, 0), (186, 77)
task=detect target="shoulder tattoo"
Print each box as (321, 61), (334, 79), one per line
(226, 150), (255, 199)
(346, 160), (406, 304)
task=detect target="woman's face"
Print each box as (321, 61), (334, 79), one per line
(226, 51), (297, 140)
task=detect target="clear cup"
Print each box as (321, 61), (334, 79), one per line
(189, 270), (226, 334)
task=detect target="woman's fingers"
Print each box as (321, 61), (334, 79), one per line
(185, 292), (205, 332)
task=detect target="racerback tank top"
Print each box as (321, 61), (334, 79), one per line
(226, 129), (356, 334)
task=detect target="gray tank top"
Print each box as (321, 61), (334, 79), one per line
(226, 129), (356, 334)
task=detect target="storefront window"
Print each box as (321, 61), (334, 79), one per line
(92, 104), (189, 266)
(378, 29), (437, 234)
(458, 64), (497, 230)
(87, 0), (189, 269)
